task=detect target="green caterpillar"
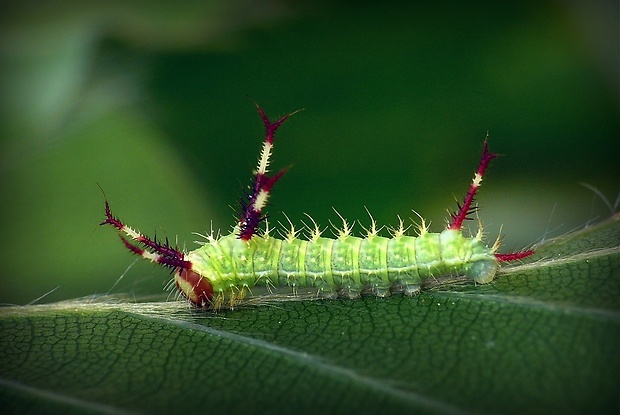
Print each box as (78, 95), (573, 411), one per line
(102, 105), (534, 310)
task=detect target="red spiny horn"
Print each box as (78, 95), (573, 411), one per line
(237, 104), (301, 241)
(448, 138), (497, 230)
(495, 250), (535, 262)
(101, 200), (191, 271)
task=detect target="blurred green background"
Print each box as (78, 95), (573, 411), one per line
(0, 0), (617, 305)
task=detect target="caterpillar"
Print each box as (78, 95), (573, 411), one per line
(101, 104), (534, 310)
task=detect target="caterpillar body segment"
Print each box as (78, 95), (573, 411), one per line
(101, 105), (534, 310)
(180, 228), (498, 308)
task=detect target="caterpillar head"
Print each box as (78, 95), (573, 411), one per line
(174, 269), (213, 308)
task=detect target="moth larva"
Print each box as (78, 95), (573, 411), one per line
(101, 105), (534, 310)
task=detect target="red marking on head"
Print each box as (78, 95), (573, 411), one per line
(175, 269), (214, 308)
(448, 139), (497, 230)
(495, 250), (535, 262)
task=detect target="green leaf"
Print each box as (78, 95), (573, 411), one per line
(1, 216), (618, 414)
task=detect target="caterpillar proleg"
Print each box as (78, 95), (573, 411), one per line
(101, 105), (534, 310)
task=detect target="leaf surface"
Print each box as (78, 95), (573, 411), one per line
(1, 216), (618, 414)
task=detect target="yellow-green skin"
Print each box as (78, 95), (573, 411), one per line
(185, 229), (498, 303)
